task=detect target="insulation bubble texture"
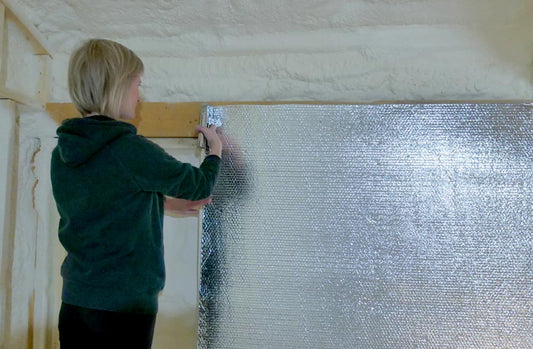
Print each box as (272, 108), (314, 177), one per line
(199, 104), (532, 348)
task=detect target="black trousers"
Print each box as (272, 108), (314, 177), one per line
(58, 302), (157, 349)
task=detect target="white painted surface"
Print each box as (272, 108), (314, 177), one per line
(153, 139), (204, 349)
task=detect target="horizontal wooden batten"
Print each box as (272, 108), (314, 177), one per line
(46, 100), (531, 138)
(46, 101), (335, 137)
(46, 102), (204, 138)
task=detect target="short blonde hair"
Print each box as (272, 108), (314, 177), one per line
(68, 39), (144, 118)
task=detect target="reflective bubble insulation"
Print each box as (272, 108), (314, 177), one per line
(198, 104), (532, 348)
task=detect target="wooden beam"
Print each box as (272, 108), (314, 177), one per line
(47, 101), (353, 137)
(46, 100), (532, 138)
(1, 0), (52, 57)
(0, 2), (6, 86)
(0, 1), (51, 106)
(46, 102), (203, 138)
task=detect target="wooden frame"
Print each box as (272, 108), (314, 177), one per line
(0, 0), (51, 106)
(46, 102), (204, 138)
(46, 100), (531, 138)
(47, 101), (330, 137)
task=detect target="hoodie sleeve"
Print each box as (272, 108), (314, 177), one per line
(113, 134), (221, 200)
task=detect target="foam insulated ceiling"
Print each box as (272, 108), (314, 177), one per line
(198, 104), (532, 348)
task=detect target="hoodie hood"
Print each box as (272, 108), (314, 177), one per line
(56, 115), (136, 167)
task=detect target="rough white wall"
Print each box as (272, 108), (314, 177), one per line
(3, 0), (531, 103)
(0, 6), (55, 347)
(4, 18), (48, 101)
(48, 22), (533, 103)
(2, 107), (58, 349)
(32, 0), (533, 103)
(20, 110), (61, 349)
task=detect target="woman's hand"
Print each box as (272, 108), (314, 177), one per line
(196, 124), (223, 157)
(164, 197), (212, 217)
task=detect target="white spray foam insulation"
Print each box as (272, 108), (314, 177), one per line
(6, 0), (533, 102)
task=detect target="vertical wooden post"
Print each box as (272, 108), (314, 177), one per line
(0, 2), (7, 87)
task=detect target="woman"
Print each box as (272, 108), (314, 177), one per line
(51, 38), (222, 348)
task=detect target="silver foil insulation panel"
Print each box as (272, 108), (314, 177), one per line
(198, 104), (532, 348)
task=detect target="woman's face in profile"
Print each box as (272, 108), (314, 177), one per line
(119, 75), (141, 120)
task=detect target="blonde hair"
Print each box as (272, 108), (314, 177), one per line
(68, 39), (144, 118)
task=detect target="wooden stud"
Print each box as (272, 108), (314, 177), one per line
(46, 102), (203, 138)
(133, 102), (202, 137)
(0, 2), (6, 86)
(46, 101), (352, 137)
(46, 100), (532, 138)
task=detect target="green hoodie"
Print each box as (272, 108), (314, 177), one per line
(51, 115), (220, 314)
